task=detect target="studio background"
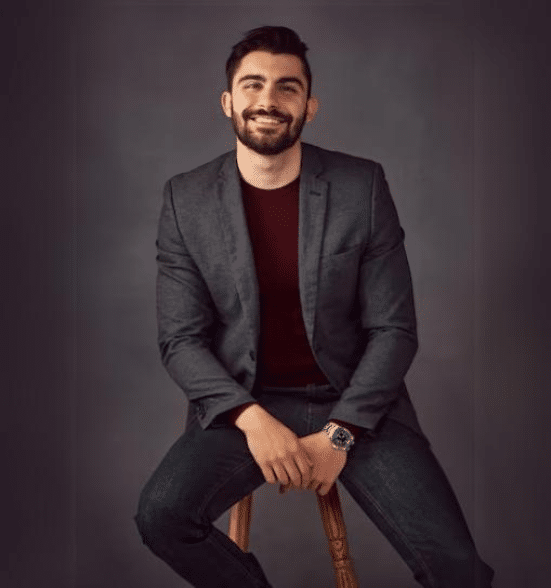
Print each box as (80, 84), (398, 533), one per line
(5, 1), (550, 587)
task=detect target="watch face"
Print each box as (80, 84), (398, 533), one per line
(332, 428), (350, 448)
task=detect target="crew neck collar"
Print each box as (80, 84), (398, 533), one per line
(239, 172), (300, 192)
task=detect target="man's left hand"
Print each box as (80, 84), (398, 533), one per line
(278, 431), (347, 496)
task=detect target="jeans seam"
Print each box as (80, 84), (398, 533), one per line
(196, 456), (268, 584)
(341, 472), (439, 587)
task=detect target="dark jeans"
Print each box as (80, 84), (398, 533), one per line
(134, 384), (494, 587)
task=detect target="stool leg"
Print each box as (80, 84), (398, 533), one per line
(228, 492), (253, 552)
(316, 483), (359, 588)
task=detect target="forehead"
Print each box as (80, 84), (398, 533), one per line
(234, 51), (306, 84)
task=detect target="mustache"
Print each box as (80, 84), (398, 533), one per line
(243, 108), (292, 123)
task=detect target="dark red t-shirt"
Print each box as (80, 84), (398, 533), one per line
(239, 174), (330, 387)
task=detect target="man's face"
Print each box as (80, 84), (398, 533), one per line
(221, 51), (317, 156)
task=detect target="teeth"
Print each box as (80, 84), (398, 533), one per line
(253, 116), (282, 124)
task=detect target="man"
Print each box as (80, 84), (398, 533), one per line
(135, 26), (494, 587)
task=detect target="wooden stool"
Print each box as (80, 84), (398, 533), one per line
(228, 483), (359, 587)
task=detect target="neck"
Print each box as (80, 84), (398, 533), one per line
(236, 140), (302, 189)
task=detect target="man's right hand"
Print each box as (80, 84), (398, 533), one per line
(232, 403), (314, 489)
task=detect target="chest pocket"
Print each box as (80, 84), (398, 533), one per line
(319, 244), (363, 308)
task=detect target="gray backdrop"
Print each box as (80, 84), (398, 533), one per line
(5, 1), (550, 587)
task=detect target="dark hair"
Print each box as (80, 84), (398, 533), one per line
(226, 26), (312, 98)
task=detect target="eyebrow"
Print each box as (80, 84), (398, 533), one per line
(237, 74), (305, 90)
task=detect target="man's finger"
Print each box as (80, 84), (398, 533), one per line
(283, 461), (303, 488)
(295, 456), (312, 488)
(272, 463), (289, 486)
(317, 484), (329, 496)
(262, 466), (276, 484)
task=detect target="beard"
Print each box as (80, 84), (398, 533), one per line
(230, 105), (307, 156)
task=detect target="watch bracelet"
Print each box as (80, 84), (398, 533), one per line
(322, 422), (355, 451)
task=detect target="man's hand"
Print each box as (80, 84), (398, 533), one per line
(235, 404), (315, 488)
(279, 431), (347, 496)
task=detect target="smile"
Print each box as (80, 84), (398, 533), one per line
(250, 116), (286, 125)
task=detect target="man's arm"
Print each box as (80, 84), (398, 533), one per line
(156, 179), (258, 430)
(326, 162), (418, 435)
(226, 402), (258, 426)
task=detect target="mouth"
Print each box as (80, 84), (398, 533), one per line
(249, 115), (287, 126)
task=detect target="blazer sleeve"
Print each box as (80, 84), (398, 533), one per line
(327, 163), (418, 435)
(156, 179), (258, 430)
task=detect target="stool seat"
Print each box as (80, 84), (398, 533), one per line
(228, 483), (359, 587)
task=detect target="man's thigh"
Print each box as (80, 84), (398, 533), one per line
(338, 418), (481, 582)
(137, 410), (267, 536)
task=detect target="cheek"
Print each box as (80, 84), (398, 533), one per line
(233, 98), (251, 118)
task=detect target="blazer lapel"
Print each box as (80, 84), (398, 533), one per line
(298, 143), (328, 345)
(215, 143), (328, 350)
(216, 152), (260, 346)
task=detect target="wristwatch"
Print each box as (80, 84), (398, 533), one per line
(322, 422), (355, 452)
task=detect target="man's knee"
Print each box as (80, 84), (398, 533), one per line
(134, 486), (207, 551)
(134, 490), (169, 550)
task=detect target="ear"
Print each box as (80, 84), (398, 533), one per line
(221, 91), (233, 118)
(305, 96), (319, 123)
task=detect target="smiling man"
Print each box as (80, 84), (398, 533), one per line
(222, 47), (317, 188)
(224, 50), (313, 159)
(135, 26), (495, 587)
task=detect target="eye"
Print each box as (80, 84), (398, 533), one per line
(244, 82), (262, 90)
(280, 85), (298, 93)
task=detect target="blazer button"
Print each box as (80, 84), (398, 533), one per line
(249, 350), (256, 361)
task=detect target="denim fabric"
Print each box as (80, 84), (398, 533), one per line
(135, 384), (494, 587)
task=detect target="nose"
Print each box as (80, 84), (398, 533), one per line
(256, 83), (279, 111)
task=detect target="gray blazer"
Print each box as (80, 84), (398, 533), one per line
(156, 142), (423, 438)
